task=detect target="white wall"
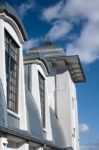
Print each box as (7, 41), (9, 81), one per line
(30, 62), (79, 149)
(0, 13), (28, 130)
(0, 19), (7, 101)
(31, 63), (54, 141)
(46, 75), (56, 140)
(46, 76), (55, 111)
(56, 70), (79, 150)
(31, 64), (46, 116)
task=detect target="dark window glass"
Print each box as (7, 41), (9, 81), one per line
(5, 30), (19, 113)
(24, 64), (32, 91)
(38, 72), (45, 127)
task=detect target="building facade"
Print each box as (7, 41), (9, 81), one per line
(0, 2), (85, 150)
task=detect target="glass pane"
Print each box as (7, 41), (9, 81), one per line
(5, 30), (19, 113)
(38, 72), (45, 127)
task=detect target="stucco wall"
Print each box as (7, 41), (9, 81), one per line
(30, 63), (53, 141)
(56, 70), (79, 150)
(0, 14), (28, 131)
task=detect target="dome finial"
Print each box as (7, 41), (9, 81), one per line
(44, 36), (52, 46)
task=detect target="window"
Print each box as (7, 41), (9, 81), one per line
(24, 64), (32, 91)
(38, 72), (45, 127)
(5, 30), (19, 113)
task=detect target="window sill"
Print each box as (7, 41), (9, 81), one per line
(7, 109), (20, 119)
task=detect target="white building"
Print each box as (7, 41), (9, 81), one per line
(0, 2), (85, 150)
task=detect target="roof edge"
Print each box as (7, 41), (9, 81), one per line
(0, 125), (68, 150)
(0, 2), (28, 41)
(46, 55), (86, 83)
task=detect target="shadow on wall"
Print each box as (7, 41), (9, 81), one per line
(0, 79), (7, 126)
(50, 107), (66, 148)
(25, 87), (44, 140)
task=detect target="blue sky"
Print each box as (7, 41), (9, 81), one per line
(4, 0), (99, 149)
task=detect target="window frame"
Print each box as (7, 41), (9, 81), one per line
(5, 29), (19, 113)
(24, 64), (32, 91)
(38, 71), (45, 128)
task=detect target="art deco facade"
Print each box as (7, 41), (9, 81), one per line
(0, 2), (85, 150)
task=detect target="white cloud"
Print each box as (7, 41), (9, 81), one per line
(47, 21), (72, 41)
(18, 1), (35, 18)
(42, 0), (99, 23)
(42, 0), (99, 64)
(65, 0), (99, 23)
(42, 0), (64, 22)
(80, 145), (94, 150)
(23, 37), (42, 51)
(66, 22), (99, 64)
(80, 144), (99, 150)
(79, 123), (89, 133)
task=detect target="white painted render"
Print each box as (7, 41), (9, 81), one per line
(56, 70), (79, 150)
(30, 63), (53, 141)
(0, 19), (7, 101)
(46, 76), (56, 111)
(30, 61), (79, 150)
(22, 59), (80, 150)
(31, 64), (46, 116)
(0, 13), (28, 150)
(3, 16), (28, 131)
